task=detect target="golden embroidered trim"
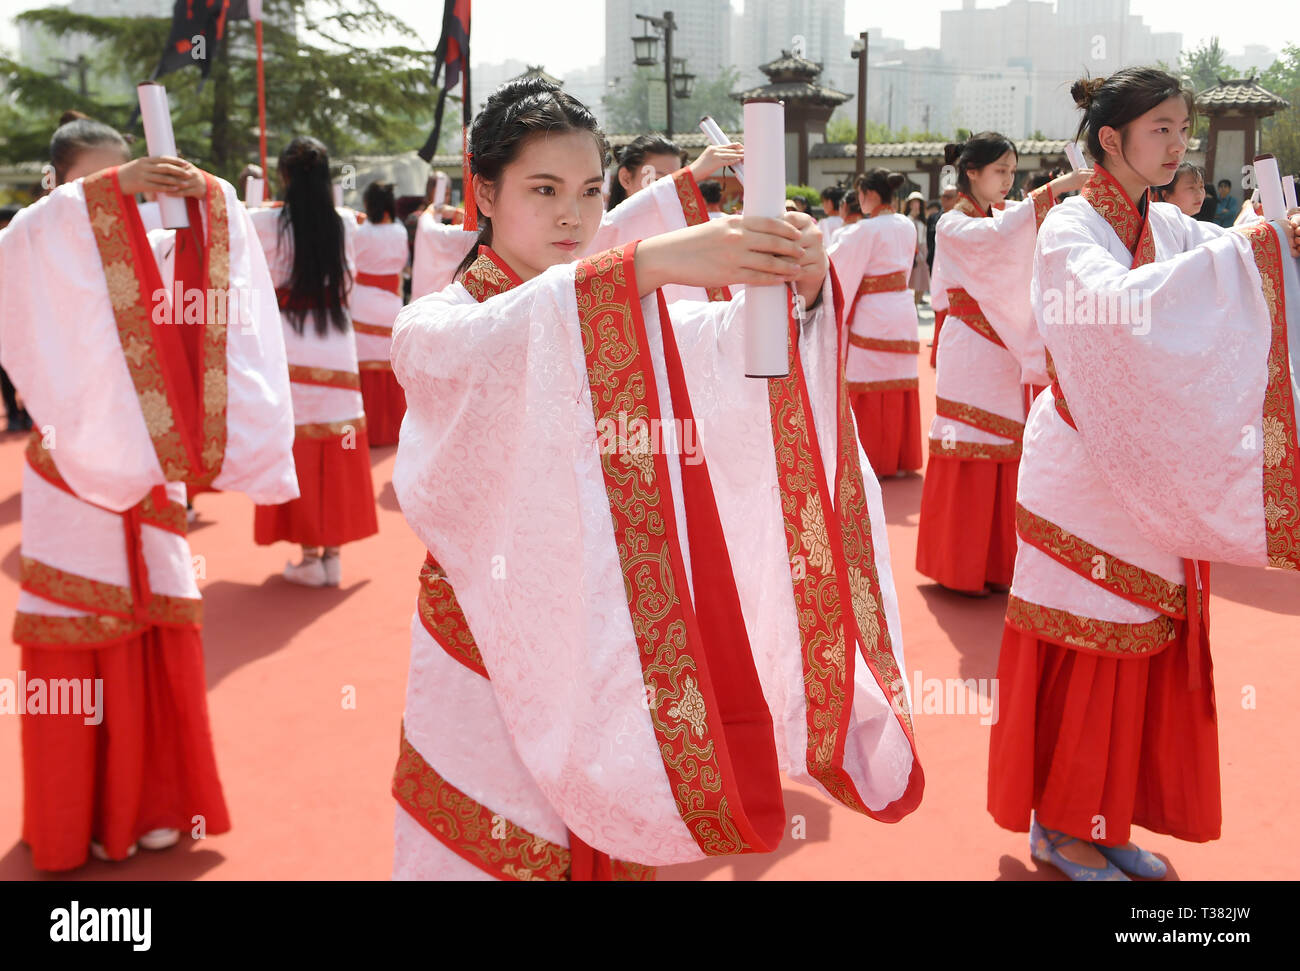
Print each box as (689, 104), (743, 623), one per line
(295, 417), (367, 440)
(288, 364), (361, 390)
(391, 728), (654, 881)
(352, 321), (392, 337)
(1030, 183), (1055, 230)
(1244, 221), (1300, 569)
(935, 396), (1025, 440)
(847, 333), (920, 353)
(946, 288), (1005, 347)
(21, 557), (132, 617)
(358, 360), (393, 372)
(13, 612), (142, 647)
(1005, 594), (1176, 657)
(1015, 504), (1187, 617)
(846, 378), (918, 392)
(927, 436), (1021, 461)
(857, 271), (909, 295)
(418, 554), (488, 679)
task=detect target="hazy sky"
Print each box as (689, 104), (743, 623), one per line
(1, 0), (1294, 78)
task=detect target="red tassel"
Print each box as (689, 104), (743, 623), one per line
(462, 127), (477, 233)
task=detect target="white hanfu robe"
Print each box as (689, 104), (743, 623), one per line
(390, 245), (921, 880)
(1012, 167), (1300, 650)
(0, 168), (296, 644)
(927, 188), (1055, 459)
(351, 219), (410, 367)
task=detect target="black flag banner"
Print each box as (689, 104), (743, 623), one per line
(417, 0), (471, 163)
(152, 0), (254, 82)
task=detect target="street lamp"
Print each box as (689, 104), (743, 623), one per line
(850, 32), (868, 178)
(672, 58), (696, 100)
(632, 10), (688, 137)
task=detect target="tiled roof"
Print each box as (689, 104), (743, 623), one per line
(729, 81), (851, 106)
(810, 137), (1201, 159)
(1195, 77), (1290, 111)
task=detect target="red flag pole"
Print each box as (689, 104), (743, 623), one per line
(256, 18), (267, 178)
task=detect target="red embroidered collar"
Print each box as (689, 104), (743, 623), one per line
(460, 245), (523, 303)
(1081, 164), (1154, 267)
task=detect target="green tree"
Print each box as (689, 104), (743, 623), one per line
(1158, 38), (1232, 139)
(1259, 44), (1300, 178)
(825, 117), (948, 144)
(603, 65), (742, 135)
(0, 1), (448, 182)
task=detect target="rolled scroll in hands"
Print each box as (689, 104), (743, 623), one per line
(700, 116), (745, 186)
(1254, 155), (1287, 221)
(742, 99), (790, 379)
(136, 82), (188, 229)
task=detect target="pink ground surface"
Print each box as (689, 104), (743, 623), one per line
(2, 352), (1297, 881)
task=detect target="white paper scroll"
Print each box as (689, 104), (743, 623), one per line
(432, 171), (449, 208)
(244, 176), (264, 208)
(742, 100), (789, 378)
(137, 201), (162, 233)
(1254, 154), (1286, 221)
(136, 82), (188, 229)
(699, 115), (745, 186)
(333, 183), (344, 208)
(1284, 175), (1297, 211)
(1064, 142), (1085, 172)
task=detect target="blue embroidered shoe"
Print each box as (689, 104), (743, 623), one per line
(1096, 841), (1168, 879)
(1029, 816), (1129, 881)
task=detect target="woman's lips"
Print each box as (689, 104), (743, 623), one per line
(553, 241), (579, 252)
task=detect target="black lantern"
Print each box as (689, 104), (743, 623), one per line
(632, 32), (659, 67)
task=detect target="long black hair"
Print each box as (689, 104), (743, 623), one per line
(607, 133), (681, 210)
(1072, 67), (1195, 170)
(277, 136), (350, 336)
(454, 76), (608, 280)
(50, 118), (128, 185)
(944, 132), (1017, 195)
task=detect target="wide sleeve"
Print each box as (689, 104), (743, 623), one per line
(827, 222), (873, 291)
(585, 168), (709, 254)
(214, 183), (298, 503)
(937, 188), (1054, 382)
(1034, 209), (1300, 567)
(410, 212), (479, 300)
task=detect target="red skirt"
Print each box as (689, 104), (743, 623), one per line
(359, 365), (406, 447)
(254, 425), (379, 548)
(988, 623), (1220, 845)
(851, 388), (923, 477)
(20, 625), (231, 871)
(916, 452), (1018, 592)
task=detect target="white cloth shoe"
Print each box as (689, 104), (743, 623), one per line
(322, 555), (340, 587)
(283, 557), (328, 587)
(139, 827), (181, 850)
(89, 840), (138, 862)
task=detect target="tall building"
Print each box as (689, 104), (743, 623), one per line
(736, 0), (848, 90)
(605, 0), (733, 107)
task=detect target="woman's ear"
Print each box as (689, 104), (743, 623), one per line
(1097, 125), (1120, 161)
(473, 174), (494, 220)
(618, 166), (634, 193)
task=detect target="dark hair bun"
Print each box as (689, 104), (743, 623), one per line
(886, 171), (906, 191)
(1071, 76), (1105, 111)
(943, 142), (964, 166)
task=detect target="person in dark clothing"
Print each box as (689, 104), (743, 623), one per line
(0, 203), (33, 432)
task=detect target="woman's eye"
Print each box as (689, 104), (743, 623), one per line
(585, 187), (602, 196)
(535, 186), (554, 196)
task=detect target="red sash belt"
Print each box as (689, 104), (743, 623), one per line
(356, 271), (401, 294)
(858, 270), (908, 295)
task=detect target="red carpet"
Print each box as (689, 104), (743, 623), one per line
(2, 345), (1297, 880)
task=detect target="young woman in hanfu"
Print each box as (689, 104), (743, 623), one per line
(410, 133), (746, 303)
(351, 181), (410, 446)
(918, 134), (1090, 594)
(389, 77), (922, 881)
(250, 137), (378, 587)
(989, 67), (1300, 880)
(828, 168), (923, 477)
(0, 120), (297, 870)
